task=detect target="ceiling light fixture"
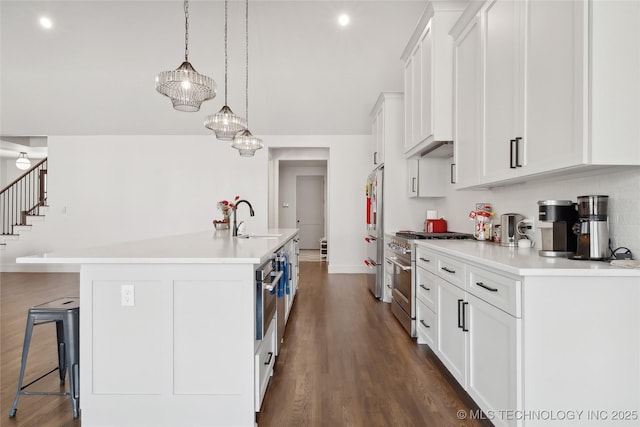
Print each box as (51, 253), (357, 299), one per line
(39, 17), (53, 29)
(155, 0), (216, 112)
(338, 14), (350, 27)
(232, 0), (263, 157)
(16, 152), (31, 170)
(204, 0), (247, 140)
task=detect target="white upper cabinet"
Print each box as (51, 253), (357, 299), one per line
(370, 92), (403, 168)
(451, 0), (640, 189)
(402, 2), (466, 158)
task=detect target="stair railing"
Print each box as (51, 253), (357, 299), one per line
(0, 158), (48, 236)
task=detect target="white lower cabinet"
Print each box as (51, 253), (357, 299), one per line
(431, 249), (521, 427)
(255, 317), (276, 411)
(436, 277), (467, 386)
(467, 293), (520, 427)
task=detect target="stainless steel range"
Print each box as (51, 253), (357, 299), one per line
(388, 231), (473, 337)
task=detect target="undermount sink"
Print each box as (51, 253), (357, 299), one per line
(236, 234), (282, 239)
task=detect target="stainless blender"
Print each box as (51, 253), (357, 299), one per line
(572, 195), (610, 260)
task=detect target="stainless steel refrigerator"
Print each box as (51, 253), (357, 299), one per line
(365, 165), (383, 299)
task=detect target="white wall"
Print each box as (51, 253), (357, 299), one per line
(278, 165), (327, 232)
(1, 135), (371, 273)
(268, 137), (371, 273)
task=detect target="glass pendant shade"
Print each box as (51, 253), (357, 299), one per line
(16, 152), (31, 170)
(204, 105), (247, 140)
(231, 129), (263, 157)
(156, 61), (216, 112)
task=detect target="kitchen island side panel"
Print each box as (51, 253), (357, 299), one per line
(80, 263), (256, 427)
(522, 275), (640, 425)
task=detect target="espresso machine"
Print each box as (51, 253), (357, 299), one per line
(537, 200), (578, 257)
(572, 195), (610, 260)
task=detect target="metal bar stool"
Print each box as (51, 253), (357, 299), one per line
(9, 297), (80, 419)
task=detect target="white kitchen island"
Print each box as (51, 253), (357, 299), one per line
(17, 229), (299, 427)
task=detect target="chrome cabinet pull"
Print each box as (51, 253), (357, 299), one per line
(420, 320), (431, 329)
(442, 266), (456, 274)
(476, 282), (498, 292)
(419, 285), (431, 291)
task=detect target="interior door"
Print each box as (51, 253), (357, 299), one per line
(296, 176), (324, 249)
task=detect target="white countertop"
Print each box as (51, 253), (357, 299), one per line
(415, 239), (640, 277)
(16, 229), (299, 265)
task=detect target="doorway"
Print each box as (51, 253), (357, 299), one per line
(296, 176), (325, 249)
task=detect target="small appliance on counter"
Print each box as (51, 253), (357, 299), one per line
(425, 218), (447, 233)
(538, 200), (579, 257)
(469, 203), (495, 240)
(572, 195), (610, 260)
(500, 213), (525, 247)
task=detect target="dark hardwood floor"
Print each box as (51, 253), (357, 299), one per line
(1, 265), (488, 427)
(257, 262), (488, 427)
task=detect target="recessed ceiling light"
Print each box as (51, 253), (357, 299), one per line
(338, 14), (350, 27)
(39, 16), (53, 29)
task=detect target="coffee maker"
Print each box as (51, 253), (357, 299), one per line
(572, 195), (610, 260)
(537, 200), (578, 257)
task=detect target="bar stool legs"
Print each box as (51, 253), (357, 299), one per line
(9, 297), (80, 419)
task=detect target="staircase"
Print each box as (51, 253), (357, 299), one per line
(0, 158), (48, 248)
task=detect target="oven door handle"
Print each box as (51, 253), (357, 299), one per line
(385, 257), (412, 271)
(262, 270), (284, 291)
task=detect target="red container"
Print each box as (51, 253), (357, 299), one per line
(425, 218), (447, 233)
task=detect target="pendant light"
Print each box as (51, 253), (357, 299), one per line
(155, 0), (216, 112)
(231, 0), (263, 157)
(204, 0), (247, 139)
(15, 152), (31, 170)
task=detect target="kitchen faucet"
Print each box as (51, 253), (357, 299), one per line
(232, 200), (255, 236)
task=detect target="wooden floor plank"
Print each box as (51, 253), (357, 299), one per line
(2, 264), (489, 426)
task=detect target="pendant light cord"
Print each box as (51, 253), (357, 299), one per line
(224, 0), (228, 104)
(244, 0), (249, 125)
(184, 0), (190, 62)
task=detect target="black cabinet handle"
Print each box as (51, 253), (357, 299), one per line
(476, 282), (498, 292)
(265, 351), (273, 365)
(457, 299), (464, 329)
(420, 284), (431, 291)
(374, 151), (378, 165)
(420, 320), (431, 329)
(442, 266), (456, 274)
(412, 177), (416, 193)
(462, 302), (469, 332)
(450, 163), (456, 184)
(515, 137), (523, 167)
(419, 257), (430, 263)
(510, 139), (517, 169)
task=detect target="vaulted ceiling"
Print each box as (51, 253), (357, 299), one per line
(1, 1), (427, 137)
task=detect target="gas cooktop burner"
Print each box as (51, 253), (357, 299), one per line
(395, 231), (474, 240)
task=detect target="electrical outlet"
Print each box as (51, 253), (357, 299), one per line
(121, 283), (135, 307)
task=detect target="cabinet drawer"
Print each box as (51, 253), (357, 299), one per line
(416, 245), (437, 273)
(416, 267), (437, 311)
(468, 266), (521, 317)
(437, 255), (465, 288)
(416, 299), (437, 349)
(255, 318), (276, 411)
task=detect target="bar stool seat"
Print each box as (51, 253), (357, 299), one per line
(9, 297), (80, 419)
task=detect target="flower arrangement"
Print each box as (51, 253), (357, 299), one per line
(213, 195), (240, 225)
